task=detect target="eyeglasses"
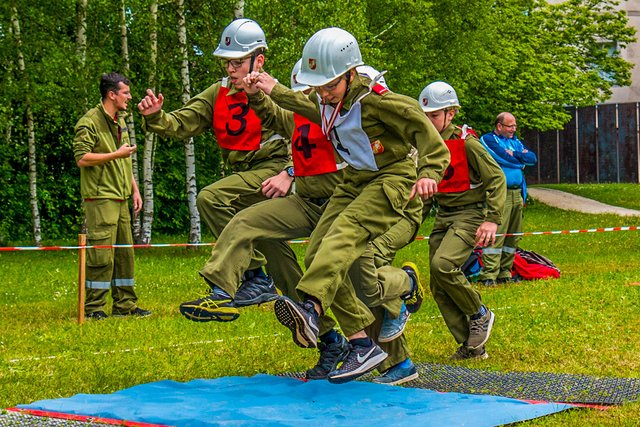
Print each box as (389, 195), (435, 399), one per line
(500, 123), (517, 129)
(220, 57), (250, 69)
(313, 77), (342, 92)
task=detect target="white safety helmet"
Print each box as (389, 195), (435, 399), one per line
(213, 18), (268, 59)
(290, 59), (310, 92)
(296, 27), (364, 87)
(419, 81), (460, 112)
(356, 65), (388, 89)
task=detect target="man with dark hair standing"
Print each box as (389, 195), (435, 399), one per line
(477, 112), (537, 286)
(73, 72), (150, 320)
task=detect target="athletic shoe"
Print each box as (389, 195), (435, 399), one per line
(450, 344), (489, 360)
(179, 288), (238, 322)
(401, 262), (424, 314)
(467, 307), (495, 349)
(480, 279), (497, 287)
(274, 296), (319, 348)
(327, 341), (388, 384)
(112, 307), (152, 318)
(496, 277), (512, 284)
(373, 360), (419, 385)
(306, 334), (350, 380)
(378, 304), (410, 343)
(85, 310), (108, 320)
(234, 271), (279, 307)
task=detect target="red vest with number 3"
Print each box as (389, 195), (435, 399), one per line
(438, 127), (477, 193)
(213, 85), (262, 151)
(292, 114), (337, 176)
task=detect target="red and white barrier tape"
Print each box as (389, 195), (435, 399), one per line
(0, 225), (638, 252)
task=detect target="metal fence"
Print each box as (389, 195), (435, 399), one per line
(521, 103), (640, 184)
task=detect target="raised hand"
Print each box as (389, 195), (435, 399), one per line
(137, 89), (164, 116)
(254, 72), (278, 95)
(242, 71), (262, 95)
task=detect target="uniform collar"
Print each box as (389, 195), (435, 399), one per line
(340, 74), (368, 110)
(98, 102), (127, 124)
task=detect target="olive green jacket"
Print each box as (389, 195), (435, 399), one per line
(73, 103), (133, 200)
(142, 79), (290, 172)
(268, 75), (450, 183)
(434, 123), (506, 224)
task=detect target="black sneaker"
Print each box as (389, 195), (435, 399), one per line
(85, 310), (108, 320)
(112, 307), (152, 318)
(373, 359), (419, 385)
(467, 307), (495, 349)
(327, 341), (388, 384)
(480, 279), (497, 287)
(496, 277), (512, 284)
(179, 288), (239, 322)
(274, 296), (319, 348)
(450, 344), (489, 360)
(401, 262), (424, 314)
(306, 334), (350, 380)
(234, 270), (279, 307)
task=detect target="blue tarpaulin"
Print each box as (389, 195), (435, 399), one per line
(19, 374), (573, 426)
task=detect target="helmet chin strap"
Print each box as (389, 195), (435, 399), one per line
(340, 71), (353, 105)
(438, 109), (452, 133)
(249, 53), (256, 74)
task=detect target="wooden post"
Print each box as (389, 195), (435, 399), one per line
(77, 233), (87, 324)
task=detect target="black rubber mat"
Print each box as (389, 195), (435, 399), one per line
(281, 362), (640, 405)
(0, 412), (115, 427)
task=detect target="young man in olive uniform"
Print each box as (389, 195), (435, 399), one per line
(178, 60), (344, 322)
(137, 19), (293, 305)
(245, 63), (426, 384)
(250, 27), (450, 383)
(419, 81), (506, 359)
(74, 72), (151, 320)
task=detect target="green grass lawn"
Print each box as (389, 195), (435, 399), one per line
(2, 185), (640, 426)
(534, 183), (640, 211)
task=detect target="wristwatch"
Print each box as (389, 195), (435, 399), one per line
(286, 166), (295, 178)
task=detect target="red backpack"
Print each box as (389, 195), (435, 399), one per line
(512, 248), (561, 280)
(463, 248), (560, 281)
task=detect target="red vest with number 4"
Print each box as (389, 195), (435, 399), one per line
(213, 84), (262, 151)
(292, 114), (337, 176)
(438, 125), (477, 193)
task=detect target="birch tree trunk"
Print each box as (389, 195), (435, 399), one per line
(120, 0), (142, 241)
(177, 0), (201, 244)
(141, 0), (158, 244)
(233, 0), (245, 18)
(76, 0), (88, 110)
(76, 0), (89, 235)
(12, 7), (42, 245)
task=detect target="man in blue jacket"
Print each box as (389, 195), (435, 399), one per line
(478, 112), (537, 286)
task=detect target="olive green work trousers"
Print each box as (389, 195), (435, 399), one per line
(84, 199), (138, 314)
(349, 207), (421, 371)
(196, 161), (295, 294)
(200, 192), (370, 336)
(429, 206), (485, 344)
(298, 161), (416, 339)
(478, 188), (523, 282)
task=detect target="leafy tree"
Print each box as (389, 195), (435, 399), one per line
(0, 0), (636, 242)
